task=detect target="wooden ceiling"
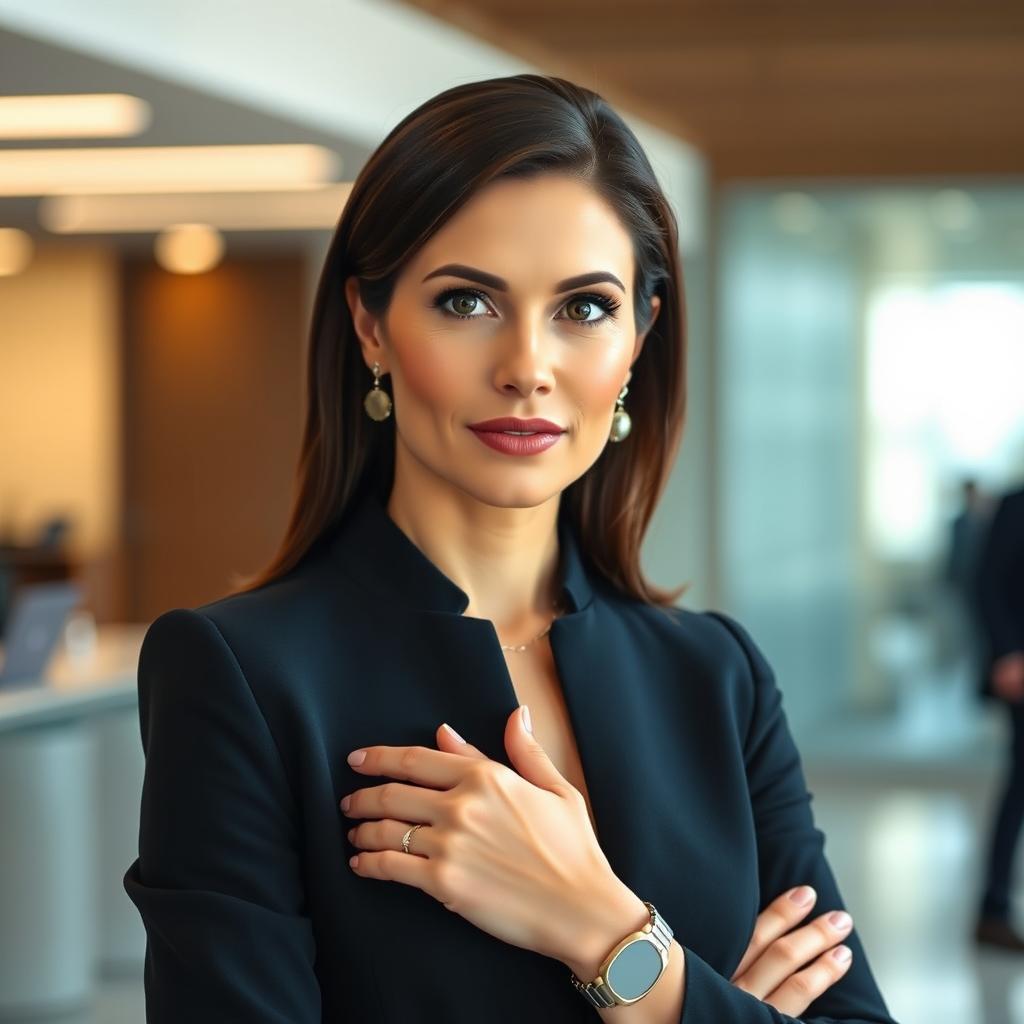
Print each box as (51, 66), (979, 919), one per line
(402, 0), (1024, 183)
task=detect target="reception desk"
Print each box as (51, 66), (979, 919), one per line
(0, 623), (148, 1020)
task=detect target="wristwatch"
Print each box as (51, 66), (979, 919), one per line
(569, 900), (674, 1008)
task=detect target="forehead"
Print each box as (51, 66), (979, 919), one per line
(406, 173), (635, 293)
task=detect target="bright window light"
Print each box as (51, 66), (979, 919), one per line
(865, 279), (1024, 560)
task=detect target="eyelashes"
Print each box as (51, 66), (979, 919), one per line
(430, 286), (622, 329)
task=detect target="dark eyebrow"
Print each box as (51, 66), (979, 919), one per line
(420, 263), (625, 294)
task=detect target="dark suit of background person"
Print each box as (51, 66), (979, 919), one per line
(944, 479), (995, 678)
(974, 484), (1024, 947)
(123, 483), (899, 1023)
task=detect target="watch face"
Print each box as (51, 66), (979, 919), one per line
(606, 938), (663, 1001)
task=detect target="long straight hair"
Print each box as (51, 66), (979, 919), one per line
(230, 74), (690, 607)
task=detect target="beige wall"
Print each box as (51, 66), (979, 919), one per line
(0, 242), (122, 563)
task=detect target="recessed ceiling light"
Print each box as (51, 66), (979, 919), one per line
(154, 223), (225, 274)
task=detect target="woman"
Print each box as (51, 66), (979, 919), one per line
(123, 74), (899, 1023)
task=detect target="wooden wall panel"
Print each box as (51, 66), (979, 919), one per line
(122, 254), (306, 621)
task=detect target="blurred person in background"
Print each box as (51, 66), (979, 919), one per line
(947, 480), (992, 596)
(973, 482), (1024, 949)
(943, 477), (996, 681)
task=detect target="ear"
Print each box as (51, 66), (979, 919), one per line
(344, 275), (387, 372)
(631, 293), (661, 366)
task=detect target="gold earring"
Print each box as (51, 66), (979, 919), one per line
(609, 380), (631, 442)
(364, 361), (392, 421)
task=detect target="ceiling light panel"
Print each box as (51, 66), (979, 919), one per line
(0, 93), (151, 140)
(0, 144), (342, 195)
(40, 185), (354, 232)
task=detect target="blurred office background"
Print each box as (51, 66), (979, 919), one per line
(2, 1), (1024, 1021)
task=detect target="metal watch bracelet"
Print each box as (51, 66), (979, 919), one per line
(569, 900), (674, 1009)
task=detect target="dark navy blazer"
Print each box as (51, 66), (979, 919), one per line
(124, 485), (899, 1022)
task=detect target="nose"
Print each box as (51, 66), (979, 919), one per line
(492, 319), (556, 398)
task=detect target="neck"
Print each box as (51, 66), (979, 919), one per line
(386, 462), (563, 636)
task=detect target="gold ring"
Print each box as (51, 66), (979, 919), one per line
(401, 823), (425, 854)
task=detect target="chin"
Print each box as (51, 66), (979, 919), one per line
(455, 477), (566, 512)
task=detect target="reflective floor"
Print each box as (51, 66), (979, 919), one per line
(799, 654), (1024, 1024)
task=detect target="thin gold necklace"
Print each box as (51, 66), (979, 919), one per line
(499, 599), (565, 653)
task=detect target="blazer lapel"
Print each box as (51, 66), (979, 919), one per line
(328, 486), (642, 889)
(326, 487), (761, 977)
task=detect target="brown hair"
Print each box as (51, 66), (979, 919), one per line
(229, 73), (690, 607)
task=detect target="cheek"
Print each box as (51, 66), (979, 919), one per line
(395, 338), (466, 414)
(573, 351), (631, 416)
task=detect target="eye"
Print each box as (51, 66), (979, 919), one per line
(434, 287), (491, 320)
(432, 287), (622, 329)
(560, 294), (621, 328)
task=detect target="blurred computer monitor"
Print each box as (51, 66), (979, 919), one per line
(0, 580), (81, 690)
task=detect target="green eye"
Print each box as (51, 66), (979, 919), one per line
(434, 287), (490, 320)
(431, 287), (622, 329)
(450, 293), (483, 317)
(558, 293), (622, 328)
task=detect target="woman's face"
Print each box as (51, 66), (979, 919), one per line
(345, 172), (661, 510)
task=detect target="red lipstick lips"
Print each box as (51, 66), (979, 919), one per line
(467, 416), (566, 456)
(467, 417), (565, 433)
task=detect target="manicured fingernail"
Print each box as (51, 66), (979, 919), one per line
(829, 911), (852, 930)
(789, 886), (815, 906)
(832, 945), (852, 962)
(522, 704), (532, 733)
(442, 722), (465, 743)
(347, 749), (366, 766)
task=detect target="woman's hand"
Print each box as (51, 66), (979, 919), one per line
(340, 707), (636, 967)
(992, 652), (1024, 702)
(728, 885), (854, 1017)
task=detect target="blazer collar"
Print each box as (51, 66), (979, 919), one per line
(330, 487), (595, 616)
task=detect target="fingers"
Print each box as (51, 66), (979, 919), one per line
(348, 818), (438, 859)
(348, 840), (449, 904)
(733, 903), (855, 1004)
(341, 779), (448, 824)
(730, 886), (818, 981)
(763, 942), (854, 1017)
(436, 722), (489, 759)
(347, 743), (476, 790)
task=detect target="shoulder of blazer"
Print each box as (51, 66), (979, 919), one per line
(156, 540), (353, 680)
(620, 598), (758, 676)
(603, 597), (762, 737)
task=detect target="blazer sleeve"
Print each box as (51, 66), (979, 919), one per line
(122, 608), (322, 1022)
(673, 611), (901, 1024)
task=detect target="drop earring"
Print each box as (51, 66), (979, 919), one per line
(363, 360), (392, 421)
(609, 379), (631, 442)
